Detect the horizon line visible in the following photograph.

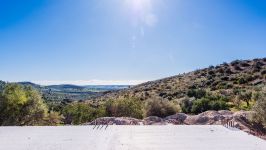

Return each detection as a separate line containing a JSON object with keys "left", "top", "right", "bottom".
{"left": 22, "top": 80, "right": 149, "bottom": 86}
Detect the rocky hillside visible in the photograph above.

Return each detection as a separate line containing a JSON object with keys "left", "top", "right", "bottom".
{"left": 96, "top": 58, "right": 266, "bottom": 102}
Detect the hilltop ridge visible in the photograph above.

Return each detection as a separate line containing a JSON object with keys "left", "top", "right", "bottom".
{"left": 97, "top": 58, "right": 266, "bottom": 102}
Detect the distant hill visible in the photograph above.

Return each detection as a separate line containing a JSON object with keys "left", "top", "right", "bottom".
{"left": 16, "top": 82, "right": 129, "bottom": 101}
{"left": 97, "top": 58, "right": 266, "bottom": 102}
{"left": 18, "top": 82, "right": 42, "bottom": 89}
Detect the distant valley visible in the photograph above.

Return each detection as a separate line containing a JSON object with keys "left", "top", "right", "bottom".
{"left": 17, "top": 82, "right": 129, "bottom": 101}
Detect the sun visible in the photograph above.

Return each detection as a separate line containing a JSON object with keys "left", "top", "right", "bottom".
{"left": 125, "top": 0, "right": 152, "bottom": 13}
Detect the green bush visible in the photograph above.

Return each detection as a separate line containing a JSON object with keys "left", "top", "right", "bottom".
{"left": 251, "top": 92, "right": 266, "bottom": 127}
{"left": 191, "top": 98, "right": 210, "bottom": 113}
{"left": 0, "top": 84, "right": 49, "bottom": 126}
{"left": 103, "top": 98, "right": 143, "bottom": 119}
{"left": 44, "top": 111, "right": 64, "bottom": 126}
{"left": 187, "top": 89, "right": 206, "bottom": 99}
{"left": 62, "top": 103, "right": 98, "bottom": 125}
{"left": 144, "top": 98, "right": 180, "bottom": 118}
{"left": 238, "top": 77, "right": 246, "bottom": 84}
{"left": 191, "top": 98, "right": 228, "bottom": 114}
{"left": 180, "top": 97, "right": 193, "bottom": 113}
{"left": 238, "top": 91, "right": 252, "bottom": 107}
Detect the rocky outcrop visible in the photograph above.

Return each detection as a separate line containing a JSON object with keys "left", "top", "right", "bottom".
{"left": 143, "top": 116, "right": 166, "bottom": 125}
{"left": 85, "top": 111, "right": 265, "bottom": 139}
{"left": 86, "top": 110, "right": 251, "bottom": 126}
{"left": 86, "top": 117, "right": 142, "bottom": 125}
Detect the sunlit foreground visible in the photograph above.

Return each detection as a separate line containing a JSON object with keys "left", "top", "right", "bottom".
{"left": 0, "top": 125, "right": 265, "bottom": 150}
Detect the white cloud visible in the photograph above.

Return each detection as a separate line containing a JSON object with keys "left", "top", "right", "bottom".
{"left": 31, "top": 80, "right": 147, "bottom": 86}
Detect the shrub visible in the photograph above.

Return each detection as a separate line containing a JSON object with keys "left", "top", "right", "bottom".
{"left": 187, "top": 89, "right": 206, "bottom": 99}
{"left": 44, "top": 111, "right": 64, "bottom": 126}
{"left": 234, "top": 65, "right": 242, "bottom": 71}
{"left": 217, "top": 68, "right": 224, "bottom": 74}
{"left": 231, "top": 60, "right": 240, "bottom": 66}
{"left": 180, "top": 97, "right": 194, "bottom": 113}
{"left": 251, "top": 92, "right": 266, "bottom": 127}
{"left": 103, "top": 98, "right": 143, "bottom": 119}
{"left": 238, "top": 77, "right": 246, "bottom": 84}
{"left": 159, "top": 92, "right": 167, "bottom": 97}
{"left": 191, "top": 98, "right": 210, "bottom": 114}
{"left": 0, "top": 84, "right": 49, "bottom": 126}
{"left": 209, "top": 100, "right": 228, "bottom": 111}
{"left": 144, "top": 97, "right": 180, "bottom": 118}
{"left": 225, "top": 68, "right": 232, "bottom": 74}
{"left": 238, "top": 91, "right": 252, "bottom": 107}
{"left": 261, "top": 69, "right": 266, "bottom": 75}
{"left": 222, "top": 62, "right": 229, "bottom": 66}
{"left": 208, "top": 65, "right": 215, "bottom": 69}
{"left": 240, "top": 62, "right": 250, "bottom": 67}
{"left": 208, "top": 70, "right": 215, "bottom": 75}
{"left": 191, "top": 98, "right": 228, "bottom": 114}
{"left": 62, "top": 102, "right": 97, "bottom": 125}
{"left": 216, "top": 82, "right": 232, "bottom": 89}
{"left": 221, "top": 76, "right": 229, "bottom": 81}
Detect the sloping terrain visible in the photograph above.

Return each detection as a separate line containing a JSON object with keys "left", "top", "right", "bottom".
{"left": 97, "top": 58, "right": 266, "bottom": 101}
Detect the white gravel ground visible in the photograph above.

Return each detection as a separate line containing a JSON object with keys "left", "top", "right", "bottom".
{"left": 0, "top": 125, "right": 265, "bottom": 150}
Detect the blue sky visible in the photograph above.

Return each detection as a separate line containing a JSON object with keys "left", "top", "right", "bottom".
{"left": 0, "top": 0, "right": 266, "bottom": 85}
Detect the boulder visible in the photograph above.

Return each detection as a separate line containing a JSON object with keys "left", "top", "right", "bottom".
{"left": 86, "top": 117, "right": 141, "bottom": 125}
{"left": 143, "top": 116, "right": 166, "bottom": 125}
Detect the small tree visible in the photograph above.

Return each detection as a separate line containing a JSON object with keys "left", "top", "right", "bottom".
{"left": 233, "top": 95, "right": 242, "bottom": 109}
{"left": 238, "top": 91, "right": 252, "bottom": 107}
{"left": 252, "top": 92, "right": 266, "bottom": 127}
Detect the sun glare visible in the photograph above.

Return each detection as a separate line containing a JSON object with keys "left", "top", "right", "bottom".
{"left": 125, "top": 0, "right": 152, "bottom": 13}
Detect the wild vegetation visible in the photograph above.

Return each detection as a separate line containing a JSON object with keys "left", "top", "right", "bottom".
{"left": 0, "top": 83, "right": 63, "bottom": 126}
{"left": 97, "top": 58, "right": 266, "bottom": 112}
{"left": 0, "top": 58, "right": 266, "bottom": 127}
{"left": 251, "top": 87, "right": 266, "bottom": 127}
